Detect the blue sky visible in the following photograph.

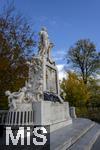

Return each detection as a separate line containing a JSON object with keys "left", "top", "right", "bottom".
{"left": 1, "top": 0, "right": 100, "bottom": 79}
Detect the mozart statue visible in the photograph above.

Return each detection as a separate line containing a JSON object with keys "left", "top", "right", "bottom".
{"left": 38, "top": 27, "right": 54, "bottom": 61}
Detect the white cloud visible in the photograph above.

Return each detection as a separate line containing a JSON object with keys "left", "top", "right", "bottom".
{"left": 57, "top": 64, "right": 66, "bottom": 80}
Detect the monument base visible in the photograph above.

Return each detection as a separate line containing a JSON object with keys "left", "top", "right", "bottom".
{"left": 5, "top": 101, "right": 72, "bottom": 132}
{"left": 5, "top": 103, "right": 34, "bottom": 125}
{"left": 32, "top": 101, "right": 72, "bottom": 132}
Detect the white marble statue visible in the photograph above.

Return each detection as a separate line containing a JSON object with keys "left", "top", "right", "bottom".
{"left": 5, "top": 28, "right": 59, "bottom": 110}
{"left": 38, "top": 27, "right": 54, "bottom": 62}
{"left": 35, "top": 77, "right": 43, "bottom": 101}
{"left": 38, "top": 27, "right": 49, "bottom": 56}
{"left": 5, "top": 87, "right": 27, "bottom": 110}
{"left": 5, "top": 91, "right": 17, "bottom": 110}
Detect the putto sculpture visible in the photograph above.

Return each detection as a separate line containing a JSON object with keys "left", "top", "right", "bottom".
{"left": 5, "top": 83, "right": 33, "bottom": 110}
{"left": 5, "top": 87, "right": 27, "bottom": 110}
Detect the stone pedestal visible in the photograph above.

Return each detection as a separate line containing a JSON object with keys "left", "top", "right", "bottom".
{"left": 70, "top": 107, "right": 77, "bottom": 119}
{"left": 32, "top": 101, "right": 72, "bottom": 132}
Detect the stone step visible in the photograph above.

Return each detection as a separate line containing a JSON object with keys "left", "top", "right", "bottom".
{"left": 69, "top": 123, "right": 100, "bottom": 150}
{"left": 50, "top": 118, "right": 97, "bottom": 150}
{"left": 91, "top": 136, "right": 100, "bottom": 150}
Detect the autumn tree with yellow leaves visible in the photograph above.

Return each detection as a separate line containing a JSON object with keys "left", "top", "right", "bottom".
{"left": 61, "top": 72, "right": 91, "bottom": 107}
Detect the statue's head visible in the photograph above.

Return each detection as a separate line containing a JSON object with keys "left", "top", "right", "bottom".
{"left": 41, "top": 27, "right": 47, "bottom": 31}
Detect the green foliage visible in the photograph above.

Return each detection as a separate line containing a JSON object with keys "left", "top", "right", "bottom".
{"left": 60, "top": 72, "right": 91, "bottom": 107}
{"left": 76, "top": 107, "right": 89, "bottom": 118}
{"left": 87, "top": 78, "right": 100, "bottom": 107}
{"left": 60, "top": 71, "right": 100, "bottom": 122}
{"left": 0, "top": 4, "right": 35, "bottom": 109}
{"left": 67, "top": 39, "right": 100, "bottom": 84}
{"left": 76, "top": 107, "right": 100, "bottom": 123}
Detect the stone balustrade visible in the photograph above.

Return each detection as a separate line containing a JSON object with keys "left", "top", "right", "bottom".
{"left": 0, "top": 110, "right": 34, "bottom": 125}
